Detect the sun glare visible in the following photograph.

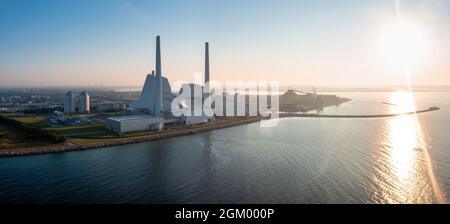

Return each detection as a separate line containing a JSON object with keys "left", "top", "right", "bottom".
{"left": 379, "top": 22, "right": 427, "bottom": 69}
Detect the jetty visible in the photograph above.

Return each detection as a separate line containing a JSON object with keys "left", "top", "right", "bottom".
{"left": 279, "top": 107, "right": 440, "bottom": 118}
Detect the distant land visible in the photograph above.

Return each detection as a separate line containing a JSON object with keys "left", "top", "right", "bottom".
{"left": 1, "top": 85, "right": 450, "bottom": 92}
{"left": 282, "top": 85, "right": 450, "bottom": 92}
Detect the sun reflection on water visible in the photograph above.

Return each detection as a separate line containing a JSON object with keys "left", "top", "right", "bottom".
{"left": 373, "top": 91, "right": 445, "bottom": 203}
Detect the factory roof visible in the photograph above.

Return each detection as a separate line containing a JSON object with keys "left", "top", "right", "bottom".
{"left": 107, "top": 115, "right": 164, "bottom": 122}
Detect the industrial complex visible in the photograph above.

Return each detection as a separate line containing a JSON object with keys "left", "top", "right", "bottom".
{"left": 54, "top": 35, "right": 351, "bottom": 134}
{"left": 105, "top": 36, "right": 214, "bottom": 133}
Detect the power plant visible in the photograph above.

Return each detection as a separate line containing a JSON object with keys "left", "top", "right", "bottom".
{"left": 130, "top": 35, "right": 173, "bottom": 116}
{"left": 106, "top": 36, "right": 214, "bottom": 133}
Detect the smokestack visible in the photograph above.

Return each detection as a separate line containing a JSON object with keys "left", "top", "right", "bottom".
{"left": 205, "top": 42, "right": 210, "bottom": 93}
{"left": 154, "top": 35, "right": 162, "bottom": 117}
{"left": 156, "top": 36, "right": 162, "bottom": 77}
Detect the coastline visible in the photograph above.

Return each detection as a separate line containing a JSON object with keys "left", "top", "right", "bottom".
{"left": 0, "top": 107, "right": 439, "bottom": 158}
{"left": 0, "top": 116, "right": 264, "bottom": 157}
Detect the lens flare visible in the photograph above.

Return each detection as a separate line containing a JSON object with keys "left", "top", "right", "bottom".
{"left": 378, "top": 22, "right": 427, "bottom": 69}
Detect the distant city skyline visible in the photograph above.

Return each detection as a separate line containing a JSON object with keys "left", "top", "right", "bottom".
{"left": 1, "top": 0, "right": 449, "bottom": 87}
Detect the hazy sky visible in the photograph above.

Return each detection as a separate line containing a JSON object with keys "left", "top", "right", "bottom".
{"left": 1, "top": 0, "right": 449, "bottom": 87}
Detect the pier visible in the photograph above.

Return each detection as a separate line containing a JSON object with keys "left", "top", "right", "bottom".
{"left": 279, "top": 107, "right": 440, "bottom": 118}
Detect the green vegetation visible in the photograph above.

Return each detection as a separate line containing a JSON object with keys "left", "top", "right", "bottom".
{"left": 0, "top": 114, "right": 65, "bottom": 144}
{"left": 0, "top": 135, "right": 11, "bottom": 149}
{"left": 11, "top": 116, "right": 48, "bottom": 128}
{"left": 123, "top": 131, "right": 161, "bottom": 138}
{"left": 66, "top": 128, "right": 158, "bottom": 139}
{"left": 45, "top": 124, "right": 105, "bottom": 135}
{"left": 45, "top": 124, "right": 123, "bottom": 139}
{"left": 68, "top": 138, "right": 108, "bottom": 145}
{"left": 1, "top": 114, "right": 262, "bottom": 150}
{"left": 59, "top": 125, "right": 172, "bottom": 140}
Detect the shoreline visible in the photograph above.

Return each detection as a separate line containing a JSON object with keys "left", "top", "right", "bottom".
{"left": 0, "top": 107, "right": 439, "bottom": 158}
{"left": 0, "top": 116, "right": 264, "bottom": 158}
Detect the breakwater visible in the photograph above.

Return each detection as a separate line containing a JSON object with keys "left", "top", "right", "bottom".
{"left": 279, "top": 107, "right": 440, "bottom": 118}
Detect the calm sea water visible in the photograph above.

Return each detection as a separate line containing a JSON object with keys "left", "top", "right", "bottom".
{"left": 1, "top": 92, "right": 449, "bottom": 204}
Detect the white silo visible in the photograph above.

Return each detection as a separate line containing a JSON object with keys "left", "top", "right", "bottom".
{"left": 64, "top": 91, "right": 76, "bottom": 114}
{"left": 79, "top": 90, "right": 90, "bottom": 113}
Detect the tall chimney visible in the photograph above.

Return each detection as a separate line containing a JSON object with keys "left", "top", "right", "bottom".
{"left": 154, "top": 35, "right": 162, "bottom": 117}
{"left": 156, "top": 36, "right": 162, "bottom": 77}
{"left": 205, "top": 42, "right": 210, "bottom": 93}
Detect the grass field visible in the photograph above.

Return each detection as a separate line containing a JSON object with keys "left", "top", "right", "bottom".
{"left": 45, "top": 124, "right": 107, "bottom": 135}
{"left": 11, "top": 116, "right": 49, "bottom": 128}
{"left": 66, "top": 128, "right": 163, "bottom": 139}
{"left": 68, "top": 138, "right": 109, "bottom": 145}
{"left": 9, "top": 115, "right": 119, "bottom": 139}
{"left": 4, "top": 115, "right": 261, "bottom": 148}
{"left": 0, "top": 124, "right": 52, "bottom": 149}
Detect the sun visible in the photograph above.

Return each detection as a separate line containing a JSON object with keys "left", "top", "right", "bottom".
{"left": 379, "top": 22, "right": 427, "bottom": 69}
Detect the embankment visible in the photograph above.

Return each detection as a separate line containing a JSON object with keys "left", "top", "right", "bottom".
{"left": 0, "top": 116, "right": 263, "bottom": 157}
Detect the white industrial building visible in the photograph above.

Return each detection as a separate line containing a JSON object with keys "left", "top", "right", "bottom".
{"left": 130, "top": 35, "right": 174, "bottom": 116}
{"left": 105, "top": 115, "right": 164, "bottom": 133}
{"left": 175, "top": 42, "right": 215, "bottom": 125}
{"left": 64, "top": 91, "right": 76, "bottom": 114}
{"left": 184, "top": 110, "right": 214, "bottom": 125}
{"left": 178, "top": 83, "right": 215, "bottom": 125}
{"left": 105, "top": 36, "right": 215, "bottom": 133}
{"left": 64, "top": 90, "right": 90, "bottom": 114}
{"left": 79, "top": 90, "right": 90, "bottom": 112}
{"left": 130, "top": 70, "right": 173, "bottom": 115}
